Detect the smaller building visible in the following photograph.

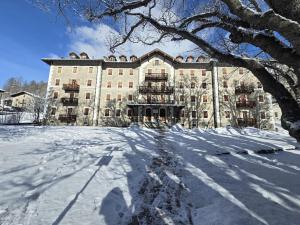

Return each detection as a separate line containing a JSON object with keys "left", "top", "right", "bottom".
{"left": 10, "top": 91, "right": 41, "bottom": 111}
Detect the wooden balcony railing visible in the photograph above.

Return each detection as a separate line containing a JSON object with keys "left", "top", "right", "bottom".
{"left": 145, "top": 73, "right": 168, "bottom": 81}
{"left": 61, "top": 98, "right": 78, "bottom": 106}
{"left": 138, "top": 86, "right": 174, "bottom": 94}
{"left": 236, "top": 100, "right": 256, "bottom": 108}
{"left": 58, "top": 114, "right": 77, "bottom": 122}
{"left": 235, "top": 85, "right": 255, "bottom": 94}
{"left": 63, "top": 84, "right": 80, "bottom": 92}
{"left": 237, "top": 118, "right": 257, "bottom": 127}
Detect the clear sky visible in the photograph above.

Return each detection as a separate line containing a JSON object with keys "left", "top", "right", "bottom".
{"left": 0, "top": 1, "right": 71, "bottom": 88}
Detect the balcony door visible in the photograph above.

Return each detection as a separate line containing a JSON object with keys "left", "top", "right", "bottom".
{"left": 160, "top": 108, "right": 166, "bottom": 122}
{"left": 145, "top": 108, "right": 152, "bottom": 121}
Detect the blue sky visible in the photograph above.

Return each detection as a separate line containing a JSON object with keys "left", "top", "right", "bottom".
{"left": 0, "top": 0, "right": 70, "bottom": 88}
{"left": 0, "top": 0, "right": 206, "bottom": 88}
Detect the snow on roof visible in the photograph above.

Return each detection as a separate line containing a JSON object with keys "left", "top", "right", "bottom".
{"left": 10, "top": 91, "right": 41, "bottom": 98}
{"left": 0, "top": 89, "right": 5, "bottom": 93}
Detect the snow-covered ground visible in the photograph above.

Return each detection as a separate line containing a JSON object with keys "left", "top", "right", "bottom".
{"left": 0, "top": 125, "right": 300, "bottom": 225}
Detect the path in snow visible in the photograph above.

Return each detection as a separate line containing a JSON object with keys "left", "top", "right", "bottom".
{"left": 0, "top": 125, "right": 300, "bottom": 225}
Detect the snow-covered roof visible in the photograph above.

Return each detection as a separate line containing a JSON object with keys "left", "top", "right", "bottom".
{"left": 0, "top": 89, "right": 5, "bottom": 93}
{"left": 10, "top": 91, "right": 41, "bottom": 98}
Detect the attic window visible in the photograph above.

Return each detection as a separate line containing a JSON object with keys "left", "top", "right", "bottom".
{"left": 155, "top": 60, "right": 159, "bottom": 66}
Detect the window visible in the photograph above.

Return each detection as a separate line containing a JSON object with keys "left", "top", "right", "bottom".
{"left": 130, "top": 69, "right": 133, "bottom": 75}
{"left": 88, "top": 67, "right": 93, "bottom": 73}
{"left": 259, "top": 95, "right": 264, "bottom": 102}
{"left": 260, "top": 111, "right": 266, "bottom": 119}
{"left": 202, "top": 82, "right": 207, "bottom": 89}
{"left": 86, "top": 93, "right": 91, "bottom": 100}
{"left": 106, "top": 94, "right": 111, "bottom": 101}
{"left": 116, "top": 109, "right": 121, "bottom": 117}
{"left": 179, "top": 82, "right": 184, "bottom": 89}
{"left": 53, "top": 92, "right": 58, "bottom": 99}
{"left": 191, "top": 95, "right": 196, "bottom": 103}
{"left": 84, "top": 108, "right": 89, "bottom": 116}
{"left": 275, "top": 112, "right": 278, "bottom": 118}
{"left": 51, "top": 107, "right": 56, "bottom": 115}
{"left": 222, "top": 68, "right": 227, "bottom": 75}
{"left": 107, "top": 82, "right": 112, "bottom": 88}
{"left": 119, "top": 69, "right": 123, "bottom": 75}
{"left": 108, "top": 69, "right": 112, "bottom": 75}
{"left": 191, "top": 82, "right": 196, "bottom": 89}
{"left": 129, "top": 82, "right": 133, "bottom": 88}
{"left": 128, "top": 95, "right": 133, "bottom": 101}
{"left": 155, "top": 60, "right": 159, "bottom": 65}
{"left": 148, "top": 69, "right": 152, "bottom": 74}
{"left": 223, "top": 81, "right": 228, "bottom": 88}
{"left": 117, "top": 94, "right": 122, "bottom": 101}
{"left": 87, "top": 80, "right": 92, "bottom": 86}
{"left": 257, "top": 82, "right": 262, "bottom": 89}
{"left": 192, "top": 111, "right": 196, "bottom": 118}
{"left": 224, "top": 95, "right": 229, "bottom": 101}
{"left": 118, "top": 82, "right": 122, "bottom": 88}
{"left": 203, "top": 111, "right": 208, "bottom": 118}
{"left": 104, "top": 109, "right": 110, "bottom": 117}
{"left": 179, "top": 70, "right": 183, "bottom": 76}
{"left": 73, "top": 67, "right": 77, "bottom": 73}
{"left": 180, "top": 95, "right": 184, "bottom": 102}
{"left": 57, "top": 67, "right": 62, "bottom": 73}
{"left": 202, "top": 69, "right": 206, "bottom": 76}
{"left": 161, "top": 69, "right": 165, "bottom": 74}
{"left": 202, "top": 95, "right": 208, "bottom": 103}
{"left": 128, "top": 109, "right": 133, "bottom": 117}
{"left": 190, "top": 70, "right": 195, "bottom": 77}
{"left": 239, "top": 68, "right": 243, "bottom": 75}
{"left": 55, "top": 79, "right": 60, "bottom": 86}
{"left": 225, "top": 111, "right": 230, "bottom": 118}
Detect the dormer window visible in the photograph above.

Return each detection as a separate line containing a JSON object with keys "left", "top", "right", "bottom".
{"left": 108, "top": 55, "right": 116, "bottom": 61}
{"left": 69, "top": 52, "right": 79, "bottom": 59}
{"left": 80, "top": 52, "right": 89, "bottom": 59}
{"left": 119, "top": 55, "right": 127, "bottom": 62}
{"left": 130, "top": 55, "right": 137, "bottom": 62}
{"left": 186, "top": 56, "right": 194, "bottom": 63}
{"left": 176, "top": 56, "right": 183, "bottom": 62}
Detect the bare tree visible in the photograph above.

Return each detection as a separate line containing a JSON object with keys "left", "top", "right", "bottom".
{"left": 42, "top": 0, "right": 300, "bottom": 141}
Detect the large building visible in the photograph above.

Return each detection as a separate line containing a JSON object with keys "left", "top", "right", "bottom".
{"left": 42, "top": 49, "right": 278, "bottom": 129}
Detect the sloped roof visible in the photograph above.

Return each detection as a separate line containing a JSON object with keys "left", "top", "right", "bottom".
{"left": 137, "top": 48, "right": 180, "bottom": 63}
{"left": 10, "top": 91, "right": 39, "bottom": 98}
{"left": 0, "top": 89, "right": 5, "bottom": 93}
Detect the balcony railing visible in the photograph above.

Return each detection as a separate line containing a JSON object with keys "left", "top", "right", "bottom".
{"left": 235, "top": 85, "right": 255, "bottom": 94}
{"left": 138, "top": 86, "right": 174, "bottom": 94}
{"left": 237, "top": 118, "right": 257, "bottom": 127}
{"left": 236, "top": 100, "right": 256, "bottom": 108}
{"left": 138, "top": 99, "right": 175, "bottom": 104}
{"left": 145, "top": 73, "right": 168, "bottom": 81}
{"left": 63, "top": 84, "right": 80, "bottom": 92}
{"left": 61, "top": 98, "right": 78, "bottom": 106}
{"left": 58, "top": 114, "right": 77, "bottom": 123}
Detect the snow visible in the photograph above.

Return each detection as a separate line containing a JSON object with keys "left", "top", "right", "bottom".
{"left": 0, "top": 125, "right": 300, "bottom": 225}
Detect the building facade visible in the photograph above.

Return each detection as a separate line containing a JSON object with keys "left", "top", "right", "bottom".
{"left": 43, "top": 49, "right": 278, "bottom": 129}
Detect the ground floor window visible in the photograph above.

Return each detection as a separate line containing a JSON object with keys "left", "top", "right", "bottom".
{"left": 51, "top": 107, "right": 56, "bottom": 115}
{"left": 260, "top": 111, "right": 266, "bottom": 119}
{"left": 203, "top": 111, "right": 208, "bottom": 118}
{"left": 105, "top": 109, "right": 110, "bottom": 117}
{"left": 225, "top": 111, "right": 230, "bottom": 118}
{"left": 116, "top": 109, "right": 121, "bottom": 117}
{"left": 84, "top": 108, "right": 89, "bottom": 116}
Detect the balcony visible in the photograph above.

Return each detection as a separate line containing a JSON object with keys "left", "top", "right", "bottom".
{"left": 58, "top": 114, "right": 77, "bottom": 123}
{"left": 139, "top": 86, "right": 174, "bottom": 94}
{"left": 235, "top": 85, "right": 255, "bottom": 94}
{"left": 138, "top": 99, "right": 175, "bottom": 105}
{"left": 63, "top": 84, "right": 80, "bottom": 92}
{"left": 61, "top": 98, "right": 78, "bottom": 106}
{"left": 145, "top": 73, "right": 168, "bottom": 81}
{"left": 237, "top": 118, "right": 257, "bottom": 127}
{"left": 236, "top": 100, "right": 256, "bottom": 108}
